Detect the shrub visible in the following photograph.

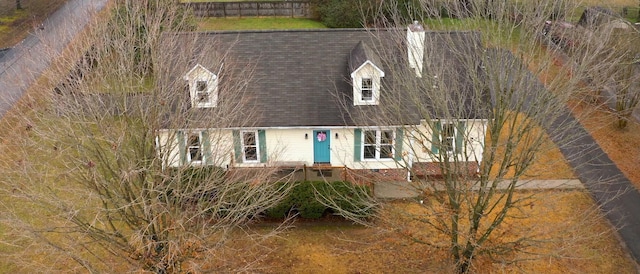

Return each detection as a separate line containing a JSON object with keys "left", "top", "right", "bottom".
{"left": 265, "top": 181, "right": 373, "bottom": 219}
{"left": 313, "top": 0, "right": 364, "bottom": 28}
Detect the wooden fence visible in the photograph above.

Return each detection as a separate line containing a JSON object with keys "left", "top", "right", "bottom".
{"left": 184, "top": 1, "right": 312, "bottom": 18}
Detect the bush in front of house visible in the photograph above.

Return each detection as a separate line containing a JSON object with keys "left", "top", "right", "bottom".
{"left": 265, "top": 181, "right": 373, "bottom": 219}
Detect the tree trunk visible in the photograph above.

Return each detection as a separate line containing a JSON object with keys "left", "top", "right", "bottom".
{"left": 617, "top": 115, "right": 629, "bottom": 129}
{"left": 456, "top": 257, "right": 472, "bottom": 274}
{"left": 16, "top": 0, "right": 22, "bottom": 10}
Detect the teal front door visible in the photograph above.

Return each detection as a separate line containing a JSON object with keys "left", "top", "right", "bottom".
{"left": 313, "top": 130, "right": 330, "bottom": 164}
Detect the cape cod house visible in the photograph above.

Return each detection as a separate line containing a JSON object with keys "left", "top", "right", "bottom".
{"left": 156, "top": 23, "right": 490, "bottom": 183}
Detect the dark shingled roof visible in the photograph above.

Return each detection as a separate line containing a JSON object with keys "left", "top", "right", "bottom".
{"left": 349, "top": 41, "right": 382, "bottom": 73}
{"left": 167, "top": 28, "right": 488, "bottom": 128}
{"left": 577, "top": 6, "right": 621, "bottom": 28}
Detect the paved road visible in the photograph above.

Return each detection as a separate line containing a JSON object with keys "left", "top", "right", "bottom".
{"left": 549, "top": 110, "right": 640, "bottom": 264}
{"left": 533, "top": 40, "right": 640, "bottom": 264}
{"left": 0, "top": 0, "right": 108, "bottom": 118}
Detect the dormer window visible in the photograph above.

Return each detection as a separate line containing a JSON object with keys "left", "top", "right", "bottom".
{"left": 184, "top": 64, "right": 219, "bottom": 108}
{"left": 361, "top": 78, "right": 373, "bottom": 101}
{"left": 196, "top": 80, "right": 207, "bottom": 92}
{"left": 349, "top": 41, "right": 385, "bottom": 106}
{"left": 196, "top": 81, "right": 210, "bottom": 103}
{"left": 352, "top": 68, "right": 383, "bottom": 106}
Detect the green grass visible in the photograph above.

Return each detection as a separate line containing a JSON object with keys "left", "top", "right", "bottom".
{"left": 182, "top": 0, "right": 280, "bottom": 2}
{"left": 424, "top": 18, "right": 523, "bottom": 49}
{"left": 0, "top": 0, "right": 68, "bottom": 48}
{"left": 570, "top": 5, "right": 640, "bottom": 23}
{"left": 198, "top": 17, "right": 326, "bottom": 31}
{"left": 0, "top": 9, "right": 26, "bottom": 28}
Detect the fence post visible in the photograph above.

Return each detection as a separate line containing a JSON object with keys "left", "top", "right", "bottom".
{"left": 181, "top": 1, "right": 311, "bottom": 18}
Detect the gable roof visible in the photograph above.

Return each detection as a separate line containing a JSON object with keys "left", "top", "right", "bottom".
{"left": 183, "top": 63, "right": 216, "bottom": 80}
{"left": 577, "top": 6, "right": 621, "bottom": 28}
{"left": 349, "top": 41, "right": 385, "bottom": 77}
{"left": 165, "top": 28, "right": 489, "bottom": 128}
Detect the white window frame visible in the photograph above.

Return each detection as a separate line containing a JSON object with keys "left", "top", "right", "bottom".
{"left": 351, "top": 61, "right": 384, "bottom": 106}
{"left": 361, "top": 78, "right": 373, "bottom": 101}
{"left": 441, "top": 123, "right": 456, "bottom": 154}
{"left": 186, "top": 132, "right": 204, "bottom": 164}
{"left": 193, "top": 76, "right": 216, "bottom": 108}
{"left": 362, "top": 129, "right": 395, "bottom": 161}
{"left": 195, "top": 80, "right": 210, "bottom": 104}
{"left": 184, "top": 64, "right": 220, "bottom": 108}
{"left": 241, "top": 130, "right": 260, "bottom": 163}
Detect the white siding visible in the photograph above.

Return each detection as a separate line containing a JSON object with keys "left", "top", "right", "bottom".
{"left": 157, "top": 130, "right": 180, "bottom": 167}
{"left": 409, "top": 120, "right": 486, "bottom": 163}
{"left": 157, "top": 129, "right": 233, "bottom": 168}
{"left": 263, "top": 128, "right": 402, "bottom": 170}
{"left": 263, "top": 129, "right": 313, "bottom": 164}
{"left": 158, "top": 120, "right": 486, "bottom": 169}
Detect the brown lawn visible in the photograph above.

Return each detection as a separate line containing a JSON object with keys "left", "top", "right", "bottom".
{"left": 206, "top": 191, "right": 634, "bottom": 273}
{"left": 570, "top": 100, "right": 640, "bottom": 189}
{"left": 0, "top": 2, "right": 636, "bottom": 272}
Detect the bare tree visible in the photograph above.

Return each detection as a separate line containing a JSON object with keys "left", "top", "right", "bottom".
{"left": 549, "top": 6, "right": 640, "bottom": 129}
{"left": 613, "top": 59, "right": 640, "bottom": 129}
{"left": 0, "top": 0, "right": 291, "bottom": 272}
{"left": 589, "top": 24, "right": 640, "bottom": 129}
{"left": 319, "top": 0, "right": 620, "bottom": 272}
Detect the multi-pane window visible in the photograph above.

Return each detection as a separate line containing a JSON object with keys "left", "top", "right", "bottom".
{"left": 363, "top": 130, "right": 376, "bottom": 159}
{"left": 442, "top": 123, "right": 455, "bottom": 153}
{"left": 380, "top": 130, "right": 394, "bottom": 158}
{"left": 187, "top": 133, "right": 203, "bottom": 163}
{"left": 196, "top": 80, "right": 209, "bottom": 103}
{"left": 361, "top": 78, "right": 373, "bottom": 101}
{"left": 363, "top": 130, "right": 394, "bottom": 160}
{"left": 242, "top": 131, "right": 259, "bottom": 162}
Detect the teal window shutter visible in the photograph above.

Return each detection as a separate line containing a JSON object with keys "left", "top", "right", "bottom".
{"left": 177, "top": 130, "right": 186, "bottom": 165}
{"left": 456, "top": 121, "right": 466, "bottom": 154}
{"left": 201, "top": 130, "right": 213, "bottom": 165}
{"left": 258, "top": 130, "right": 267, "bottom": 163}
{"left": 232, "top": 130, "right": 242, "bottom": 163}
{"left": 354, "top": 129, "right": 362, "bottom": 162}
{"left": 431, "top": 121, "right": 441, "bottom": 154}
{"left": 395, "top": 128, "right": 404, "bottom": 161}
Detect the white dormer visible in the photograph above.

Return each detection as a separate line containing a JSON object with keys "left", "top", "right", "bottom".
{"left": 184, "top": 64, "right": 218, "bottom": 108}
{"left": 351, "top": 61, "right": 385, "bottom": 106}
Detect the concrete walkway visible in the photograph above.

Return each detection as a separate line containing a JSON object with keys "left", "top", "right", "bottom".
{"left": 0, "top": 0, "right": 108, "bottom": 118}
{"left": 374, "top": 179, "right": 583, "bottom": 199}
